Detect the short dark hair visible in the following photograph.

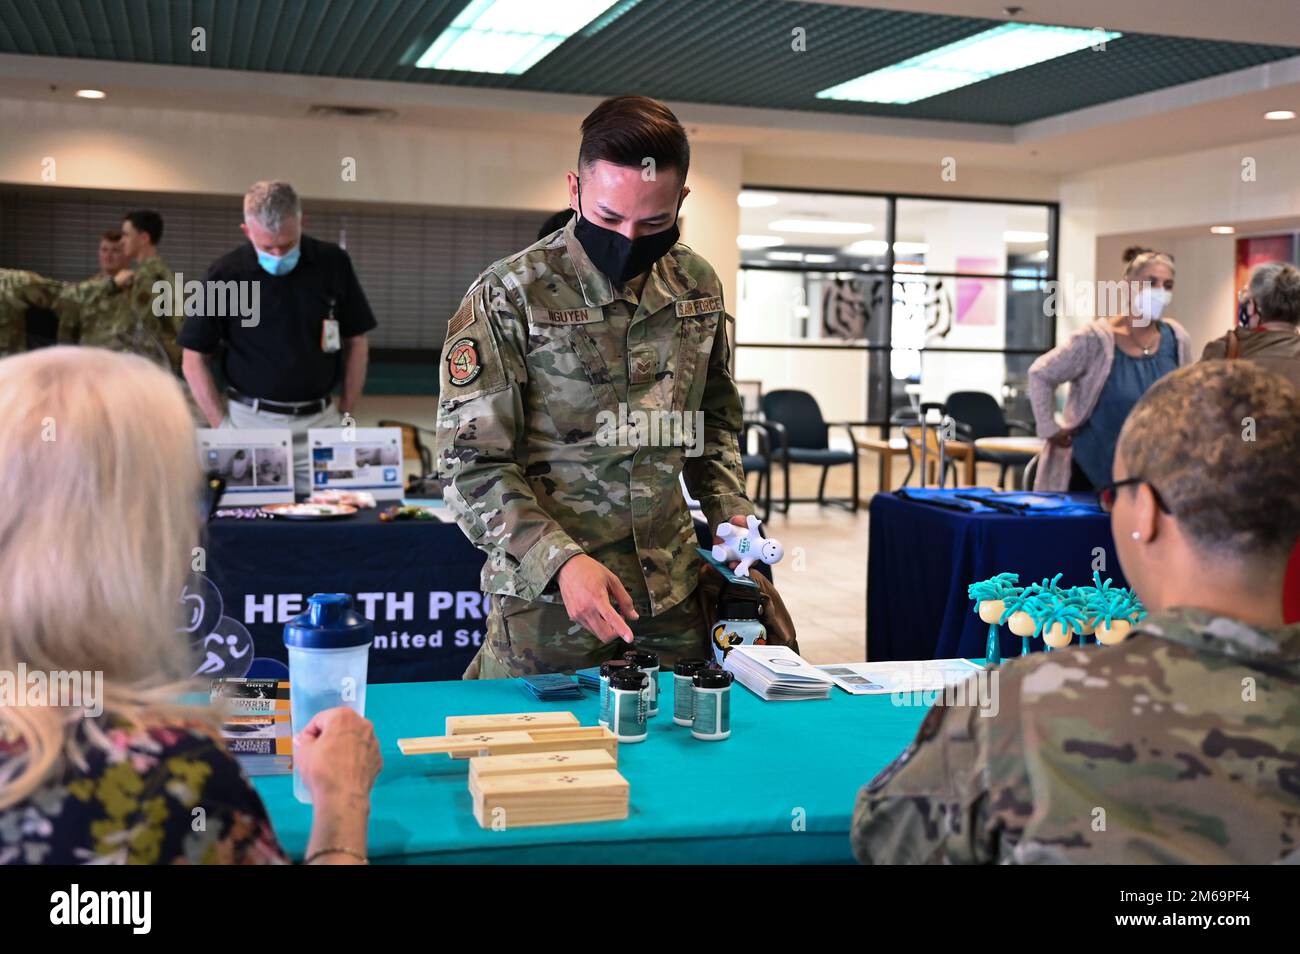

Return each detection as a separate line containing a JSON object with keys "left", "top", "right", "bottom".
{"left": 578, "top": 95, "right": 690, "bottom": 183}
{"left": 123, "top": 210, "right": 163, "bottom": 245}
{"left": 537, "top": 209, "right": 573, "bottom": 240}
{"left": 100, "top": 229, "right": 123, "bottom": 242}
{"left": 1118, "top": 361, "right": 1300, "bottom": 560}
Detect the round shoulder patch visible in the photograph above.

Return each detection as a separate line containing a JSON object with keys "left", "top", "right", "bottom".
{"left": 446, "top": 337, "right": 482, "bottom": 387}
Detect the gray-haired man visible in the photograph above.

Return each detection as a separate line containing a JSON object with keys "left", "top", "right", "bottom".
{"left": 180, "top": 181, "right": 376, "bottom": 495}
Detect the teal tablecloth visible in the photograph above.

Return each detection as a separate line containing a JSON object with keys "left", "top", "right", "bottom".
{"left": 253, "top": 674, "right": 932, "bottom": 864}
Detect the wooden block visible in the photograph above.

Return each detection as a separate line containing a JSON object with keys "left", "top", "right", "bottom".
{"left": 468, "top": 749, "right": 617, "bottom": 790}
{"left": 398, "top": 726, "right": 618, "bottom": 759}
{"left": 472, "top": 769, "right": 630, "bottom": 829}
{"left": 445, "top": 711, "right": 580, "bottom": 736}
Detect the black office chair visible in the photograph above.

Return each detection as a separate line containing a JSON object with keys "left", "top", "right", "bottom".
{"left": 944, "top": 391, "right": 1035, "bottom": 489}
{"left": 761, "top": 389, "right": 860, "bottom": 512}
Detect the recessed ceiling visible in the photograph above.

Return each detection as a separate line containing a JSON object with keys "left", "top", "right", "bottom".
{"left": 1, "top": 0, "right": 1296, "bottom": 125}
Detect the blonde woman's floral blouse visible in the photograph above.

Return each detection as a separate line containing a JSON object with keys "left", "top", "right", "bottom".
{"left": 0, "top": 716, "right": 289, "bottom": 864}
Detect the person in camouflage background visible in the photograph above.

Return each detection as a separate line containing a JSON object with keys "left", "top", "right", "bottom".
{"left": 852, "top": 360, "right": 1300, "bottom": 864}
{"left": 0, "top": 268, "right": 122, "bottom": 356}
{"left": 437, "top": 96, "right": 752, "bottom": 678}
{"left": 0, "top": 269, "right": 62, "bottom": 356}
{"left": 59, "top": 210, "right": 181, "bottom": 374}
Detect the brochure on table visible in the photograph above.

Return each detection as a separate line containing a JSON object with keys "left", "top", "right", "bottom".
{"left": 197, "top": 428, "right": 294, "bottom": 506}
{"left": 816, "top": 659, "right": 984, "bottom": 695}
{"left": 724, "top": 645, "right": 834, "bottom": 700}
{"left": 308, "top": 427, "right": 404, "bottom": 500}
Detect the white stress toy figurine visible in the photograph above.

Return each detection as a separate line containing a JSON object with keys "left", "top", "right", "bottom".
{"left": 712, "top": 515, "right": 784, "bottom": 578}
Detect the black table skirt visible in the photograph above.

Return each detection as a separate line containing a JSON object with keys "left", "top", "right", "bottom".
{"left": 199, "top": 508, "right": 486, "bottom": 683}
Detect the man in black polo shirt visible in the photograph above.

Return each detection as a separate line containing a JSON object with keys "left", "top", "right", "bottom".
{"left": 180, "top": 180, "right": 376, "bottom": 495}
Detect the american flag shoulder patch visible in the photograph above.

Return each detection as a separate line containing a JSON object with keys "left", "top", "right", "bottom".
{"left": 447, "top": 299, "right": 474, "bottom": 338}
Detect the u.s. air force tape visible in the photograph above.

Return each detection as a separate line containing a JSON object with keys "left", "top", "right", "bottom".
{"left": 446, "top": 337, "right": 482, "bottom": 387}
{"left": 676, "top": 296, "right": 723, "bottom": 317}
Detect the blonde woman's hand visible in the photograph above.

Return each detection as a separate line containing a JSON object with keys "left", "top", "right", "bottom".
{"left": 296, "top": 707, "right": 381, "bottom": 806}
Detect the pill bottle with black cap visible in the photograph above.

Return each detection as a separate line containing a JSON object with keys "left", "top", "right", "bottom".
{"left": 598, "top": 659, "right": 634, "bottom": 728}
{"left": 672, "top": 658, "right": 709, "bottom": 726}
{"left": 623, "top": 648, "right": 660, "bottom": 716}
{"left": 609, "top": 668, "right": 649, "bottom": 743}
{"left": 692, "top": 668, "right": 733, "bottom": 741}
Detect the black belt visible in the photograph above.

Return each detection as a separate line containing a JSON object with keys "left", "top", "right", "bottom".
{"left": 226, "top": 388, "right": 330, "bottom": 417}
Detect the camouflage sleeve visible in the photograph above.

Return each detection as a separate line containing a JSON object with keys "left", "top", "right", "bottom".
{"left": 135, "top": 261, "right": 182, "bottom": 374}
{"left": 54, "top": 277, "right": 114, "bottom": 343}
{"left": 850, "top": 698, "right": 1012, "bottom": 864}
{"left": 682, "top": 311, "right": 751, "bottom": 530}
{"left": 435, "top": 275, "right": 585, "bottom": 600}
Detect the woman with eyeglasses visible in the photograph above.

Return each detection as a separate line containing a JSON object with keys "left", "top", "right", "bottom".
{"left": 1028, "top": 247, "right": 1190, "bottom": 492}
{"left": 1201, "top": 261, "right": 1300, "bottom": 391}
{"left": 852, "top": 361, "right": 1300, "bottom": 864}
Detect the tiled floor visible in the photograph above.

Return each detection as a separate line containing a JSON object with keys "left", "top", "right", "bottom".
{"left": 354, "top": 395, "right": 1004, "bottom": 666}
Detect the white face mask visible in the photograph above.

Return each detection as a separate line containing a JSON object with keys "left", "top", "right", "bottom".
{"left": 1133, "top": 286, "right": 1171, "bottom": 323}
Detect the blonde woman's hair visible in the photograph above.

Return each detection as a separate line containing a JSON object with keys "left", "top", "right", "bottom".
{"left": 0, "top": 347, "right": 213, "bottom": 810}
{"left": 1122, "top": 245, "right": 1175, "bottom": 281}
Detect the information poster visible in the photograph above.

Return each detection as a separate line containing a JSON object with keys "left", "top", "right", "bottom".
{"left": 308, "top": 427, "right": 404, "bottom": 500}
{"left": 197, "top": 428, "right": 294, "bottom": 506}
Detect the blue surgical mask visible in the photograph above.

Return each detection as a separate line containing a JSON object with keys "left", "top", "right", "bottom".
{"left": 257, "top": 244, "right": 300, "bottom": 276}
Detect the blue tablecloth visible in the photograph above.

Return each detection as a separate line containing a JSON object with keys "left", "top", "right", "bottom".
{"left": 866, "top": 491, "right": 1128, "bottom": 661}
{"left": 203, "top": 508, "right": 487, "bottom": 683}
{"left": 253, "top": 673, "right": 931, "bottom": 864}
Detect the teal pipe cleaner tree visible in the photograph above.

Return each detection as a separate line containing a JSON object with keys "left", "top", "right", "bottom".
{"left": 968, "top": 570, "right": 1147, "bottom": 658}
{"left": 967, "top": 572, "right": 1021, "bottom": 666}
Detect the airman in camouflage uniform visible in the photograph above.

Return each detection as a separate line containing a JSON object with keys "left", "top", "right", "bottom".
{"left": 853, "top": 360, "right": 1300, "bottom": 864}
{"left": 58, "top": 254, "right": 181, "bottom": 373}
{"left": 0, "top": 269, "right": 115, "bottom": 356}
{"left": 0, "top": 269, "right": 62, "bottom": 355}
{"left": 437, "top": 216, "right": 750, "bottom": 677}
{"left": 851, "top": 609, "right": 1300, "bottom": 863}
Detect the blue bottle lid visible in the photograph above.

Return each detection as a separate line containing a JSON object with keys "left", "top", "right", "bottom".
{"left": 283, "top": 593, "right": 373, "bottom": 649}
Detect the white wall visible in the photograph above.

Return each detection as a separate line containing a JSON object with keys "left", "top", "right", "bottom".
{"left": 0, "top": 95, "right": 742, "bottom": 306}
{"left": 1058, "top": 128, "right": 1300, "bottom": 347}
{"left": 742, "top": 154, "right": 1059, "bottom": 202}
{"left": 14, "top": 89, "right": 1298, "bottom": 400}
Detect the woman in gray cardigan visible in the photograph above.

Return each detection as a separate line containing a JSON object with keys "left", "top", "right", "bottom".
{"left": 1028, "top": 248, "right": 1191, "bottom": 492}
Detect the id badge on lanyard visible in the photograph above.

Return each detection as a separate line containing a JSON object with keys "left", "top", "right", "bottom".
{"left": 321, "top": 297, "right": 341, "bottom": 353}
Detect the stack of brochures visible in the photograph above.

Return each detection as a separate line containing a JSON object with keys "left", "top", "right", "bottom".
{"left": 723, "top": 645, "right": 833, "bottom": 700}
{"left": 212, "top": 678, "right": 293, "bottom": 776}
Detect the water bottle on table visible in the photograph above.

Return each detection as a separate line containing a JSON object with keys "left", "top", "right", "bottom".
{"left": 283, "top": 593, "right": 373, "bottom": 804}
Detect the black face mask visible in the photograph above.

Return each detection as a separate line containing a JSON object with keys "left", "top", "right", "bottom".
{"left": 573, "top": 177, "right": 681, "bottom": 284}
